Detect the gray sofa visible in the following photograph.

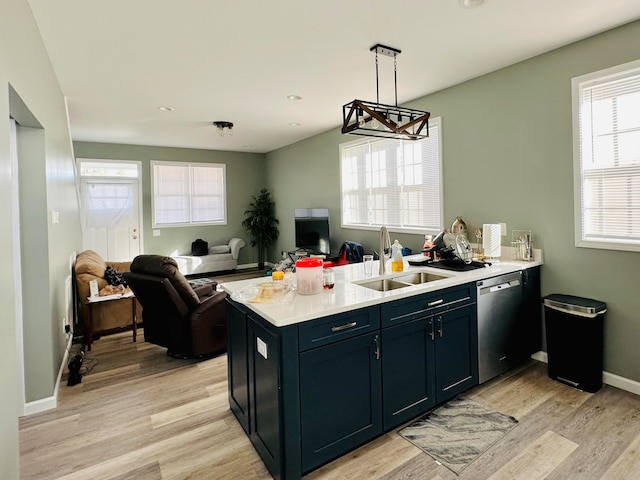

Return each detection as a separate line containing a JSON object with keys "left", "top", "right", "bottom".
{"left": 173, "top": 237, "right": 245, "bottom": 276}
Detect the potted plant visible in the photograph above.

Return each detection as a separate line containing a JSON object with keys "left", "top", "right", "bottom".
{"left": 242, "top": 188, "right": 279, "bottom": 270}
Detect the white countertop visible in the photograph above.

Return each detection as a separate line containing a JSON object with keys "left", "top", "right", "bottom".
{"left": 221, "top": 249, "right": 543, "bottom": 328}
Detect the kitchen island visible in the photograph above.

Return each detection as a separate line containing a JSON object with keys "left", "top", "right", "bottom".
{"left": 221, "top": 252, "right": 543, "bottom": 480}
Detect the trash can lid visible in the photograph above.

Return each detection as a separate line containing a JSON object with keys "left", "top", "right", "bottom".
{"left": 543, "top": 294, "right": 606, "bottom": 315}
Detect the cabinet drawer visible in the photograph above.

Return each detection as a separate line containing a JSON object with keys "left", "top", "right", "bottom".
{"left": 298, "top": 306, "right": 380, "bottom": 351}
{"left": 381, "top": 283, "right": 476, "bottom": 328}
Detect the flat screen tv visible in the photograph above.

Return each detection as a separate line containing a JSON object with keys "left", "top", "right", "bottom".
{"left": 295, "top": 213, "right": 330, "bottom": 255}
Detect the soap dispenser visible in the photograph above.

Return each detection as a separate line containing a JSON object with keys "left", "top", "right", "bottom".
{"left": 391, "top": 239, "right": 404, "bottom": 272}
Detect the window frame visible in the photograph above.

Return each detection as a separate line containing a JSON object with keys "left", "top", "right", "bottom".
{"left": 339, "top": 116, "right": 443, "bottom": 234}
{"left": 151, "top": 160, "right": 227, "bottom": 228}
{"left": 572, "top": 59, "right": 640, "bottom": 252}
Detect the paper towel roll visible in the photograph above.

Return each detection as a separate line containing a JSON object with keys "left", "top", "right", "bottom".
{"left": 482, "top": 224, "right": 501, "bottom": 259}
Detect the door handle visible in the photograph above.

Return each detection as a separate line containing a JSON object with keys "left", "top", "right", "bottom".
{"left": 373, "top": 334, "right": 380, "bottom": 360}
{"left": 428, "top": 318, "right": 435, "bottom": 341}
{"left": 437, "top": 316, "right": 443, "bottom": 337}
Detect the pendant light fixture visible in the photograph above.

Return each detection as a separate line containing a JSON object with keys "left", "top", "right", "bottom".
{"left": 342, "top": 44, "right": 430, "bottom": 141}
{"left": 213, "top": 121, "right": 233, "bottom": 137}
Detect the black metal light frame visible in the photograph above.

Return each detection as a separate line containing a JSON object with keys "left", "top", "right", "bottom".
{"left": 341, "top": 44, "right": 430, "bottom": 141}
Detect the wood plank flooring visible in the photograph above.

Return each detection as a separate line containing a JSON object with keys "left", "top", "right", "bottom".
{"left": 19, "top": 331, "right": 640, "bottom": 480}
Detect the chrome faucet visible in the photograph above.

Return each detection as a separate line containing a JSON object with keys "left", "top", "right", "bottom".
{"left": 379, "top": 226, "right": 391, "bottom": 275}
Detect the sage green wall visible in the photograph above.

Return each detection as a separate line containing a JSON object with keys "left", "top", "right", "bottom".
{"left": 267, "top": 20, "right": 640, "bottom": 383}
{"left": 1, "top": 0, "right": 83, "bottom": 476}
{"left": 73, "top": 142, "right": 267, "bottom": 264}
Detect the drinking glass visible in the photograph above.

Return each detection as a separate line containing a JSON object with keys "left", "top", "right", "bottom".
{"left": 363, "top": 254, "right": 374, "bottom": 277}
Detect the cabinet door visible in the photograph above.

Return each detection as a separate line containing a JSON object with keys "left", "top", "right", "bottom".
{"left": 248, "top": 317, "right": 282, "bottom": 478}
{"left": 381, "top": 317, "right": 436, "bottom": 430}
{"left": 227, "top": 300, "right": 250, "bottom": 434}
{"left": 299, "top": 332, "right": 382, "bottom": 473}
{"left": 518, "top": 266, "right": 542, "bottom": 362}
{"left": 434, "top": 304, "right": 478, "bottom": 403}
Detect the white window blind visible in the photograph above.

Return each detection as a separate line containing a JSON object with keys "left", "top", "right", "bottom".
{"left": 340, "top": 117, "right": 442, "bottom": 232}
{"left": 152, "top": 161, "right": 226, "bottom": 227}
{"left": 573, "top": 60, "right": 640, "bottom": 251}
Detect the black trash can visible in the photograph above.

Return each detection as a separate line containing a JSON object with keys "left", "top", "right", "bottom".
{"left": 543, "top": 294, "right": 607, "bottom": 393}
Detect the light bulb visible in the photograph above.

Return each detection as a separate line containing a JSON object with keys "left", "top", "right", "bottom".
{"left": 358, "top": 115, "right": 365, "bottom": 127}
{"left": 371, "top": 118, "right": 379, "bottom": 129}
{"left": 217, "top": 127, "right": 224, "bottom": 137}
{"left": 228, "top": 126, "right": 233, "bottom": 136}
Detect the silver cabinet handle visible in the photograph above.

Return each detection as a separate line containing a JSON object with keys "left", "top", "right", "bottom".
{"left": 374, "top": 334, "right": 380, "bottom": 360}
{"left": 428, "top": 299, "right": 444, "bottom": 307}
{"left": 331, "top": 321, "right": 357, "bottom": 332}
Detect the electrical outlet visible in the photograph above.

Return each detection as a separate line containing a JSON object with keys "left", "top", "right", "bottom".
{"left": 153, "top": 229, "right": 161, "bottom": 237}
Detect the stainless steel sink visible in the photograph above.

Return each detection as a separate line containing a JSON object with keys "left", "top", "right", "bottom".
{"left": 356, "top": 278, "right": 411, "bottom": 292}
{"left": 355, "top": 270, "right": 449, "bottom": 292}
{"left": 393, "top": 272, "right": 448, "bottom": 284}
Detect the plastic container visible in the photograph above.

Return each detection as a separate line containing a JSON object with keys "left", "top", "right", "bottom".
{"left": 295, "top": 257, "right": 324, "bottom": 295}
{"left": 323, "top": 267, "right": 335, "bottom": 290}
{"left": 391, "top": 240, "right": 404, "bottom": 272}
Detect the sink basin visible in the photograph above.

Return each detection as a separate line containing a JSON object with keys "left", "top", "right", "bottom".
{"left": 393, "top": 272, "right": 448, "bottom": 285}
{"left": 355, "top": 270, "right": 449, "bottom": 292}
{"left": 356, "top": 278, "right": 411, "bottom": 292}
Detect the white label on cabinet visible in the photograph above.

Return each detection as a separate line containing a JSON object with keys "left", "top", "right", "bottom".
{"left": 257, "top": 337, "right": 268, "bottom": 359}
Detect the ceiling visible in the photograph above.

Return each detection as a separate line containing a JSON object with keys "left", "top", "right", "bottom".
{"left": 27, "top": 0, "right": 640, "bottom": 154}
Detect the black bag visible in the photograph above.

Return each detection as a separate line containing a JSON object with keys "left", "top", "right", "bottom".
{"left": 191, "top": 239, "right": 208, "bottom": 256}
{"left": 104, "top": 266, "right": 127, "bottom": 287}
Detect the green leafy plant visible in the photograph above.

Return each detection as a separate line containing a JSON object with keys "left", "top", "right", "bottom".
{"left": 241, "top": 188, "right": 279, "bottom": 269}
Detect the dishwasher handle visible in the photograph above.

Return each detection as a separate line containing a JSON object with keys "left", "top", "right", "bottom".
{"left": 478, "top": 278, "right": 521, "bottom": 295}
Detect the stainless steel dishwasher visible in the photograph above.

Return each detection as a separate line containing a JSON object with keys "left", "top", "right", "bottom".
{"left": 477, "top": 271, "right": 523, "bottom": 383}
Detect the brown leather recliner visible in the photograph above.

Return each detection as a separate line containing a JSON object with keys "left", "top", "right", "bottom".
{"left": 124, "top": 255, "right": 227, "bottom": 358}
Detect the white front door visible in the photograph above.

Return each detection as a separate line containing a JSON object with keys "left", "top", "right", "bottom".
{"left": 78, "top": 160, "right": 142, "bottom": 262}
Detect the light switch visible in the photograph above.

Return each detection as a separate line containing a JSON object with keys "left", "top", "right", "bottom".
{"left": 153, "top": 230, "right": 161, "bottom": 237}
{"left": 500, "top": 223, "right": 507, "bottom": 236}
{"left": 51, "top": 210, "right": 60, "bottom": 225}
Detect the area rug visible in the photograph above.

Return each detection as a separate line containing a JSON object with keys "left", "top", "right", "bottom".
{"left": 398, "top": 396, "right": 518, "bottom": 474}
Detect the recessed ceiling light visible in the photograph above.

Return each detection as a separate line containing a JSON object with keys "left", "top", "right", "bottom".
{"left": 458, "top": 0, "right": 486, "bottom": 8}
{"left": 289, "top": 122, "right": 301, "bottom": 127}
{"left": 287, "top": 95, "right": 302, "bottom": 101}
{"left": 157, "top": 106, "right": 174, "bottom": 111}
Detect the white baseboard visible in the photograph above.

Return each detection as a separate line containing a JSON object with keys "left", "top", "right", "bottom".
{"left": 531, "top": 351, "right": 640, "bottom": 396}
{"left": 22, "top": 331, "right": 73, "bottom": 416}
{"left": 24, "top": 395, "right": 56, "bottom": 416}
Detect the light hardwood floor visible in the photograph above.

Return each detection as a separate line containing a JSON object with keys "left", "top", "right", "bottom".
{"left": 19, "top": 331, "right": 640, "bottom": 480}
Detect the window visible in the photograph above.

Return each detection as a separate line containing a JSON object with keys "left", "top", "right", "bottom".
{"left": 340, "top": 117, "right": 442, "bottom": 232}
{"left": 151, "top": 161, "right": 226, "bottom": 227}
{"left": 573, "top": 60, "right": 640, "bottom": 251}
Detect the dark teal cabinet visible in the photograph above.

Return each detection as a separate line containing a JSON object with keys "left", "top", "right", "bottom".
{"left": 381, "top": 316, "right": 436, "bottom": 429}
{"left": 247, "top": 316, "right": 282, "bottom": 477}
{"left": 381, "top": 285, "right": 478, "bottom": 430}
{"left": 519, "top": 266, "right": 542, "bottom": 360}
{"left": 227, "top": 282, "right": 482, "bottom": 479}
{"left": 433, "top": 304, "right": 478, "bottom": 402}
{"left": 299, "top": 331, "right": 382, "bottom": 472}
{"left": 227, "top": 302, "right": 250, "bottom": 434}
